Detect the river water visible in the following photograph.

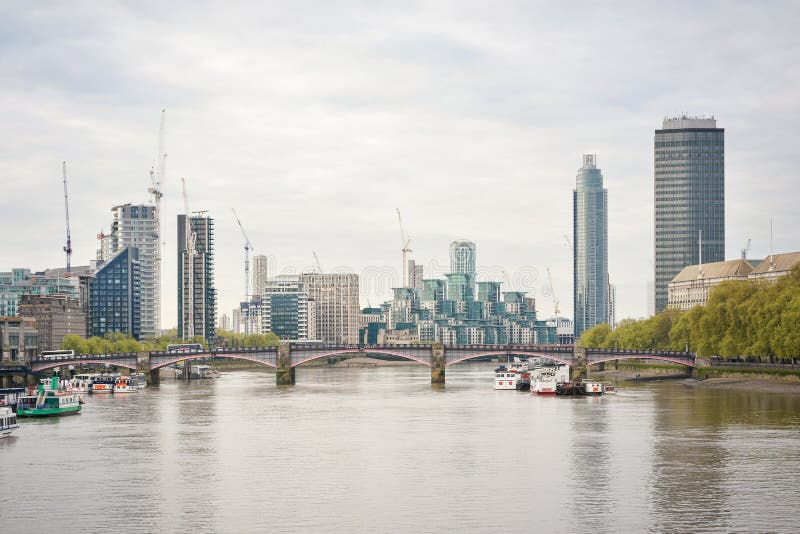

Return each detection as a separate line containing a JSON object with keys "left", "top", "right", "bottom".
{"left": 3, "top": 364, "right": 800, "bottom": 533}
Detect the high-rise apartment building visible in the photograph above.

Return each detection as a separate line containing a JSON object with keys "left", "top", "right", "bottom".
{"left": 177, "top": 214, "right": 216, "bottom": 342}
{"left": 252, "top": 255, "right": 268, "bottom": 297}
{"left": 654, "top": 116, "right": 724, "bottom": 313}
{"left": 298, "top": 273, "right": 359, "bottom": 344}
{"left": 98, "top": 204, "right": 160, "bottom": 338}
{"left": 407, "top": 259, "right": 424, "bottom": 291}
{"left": 573, "top": 154, "right": 608, "bottom": 338}
{"left": 88, "top": 247, "right": 142, "bottom": 339}
{"left": 450, "top": 240, "right": 476, "bottom": 276}
{"left": 262, "top": 276, "right": 313, "bottom": 340}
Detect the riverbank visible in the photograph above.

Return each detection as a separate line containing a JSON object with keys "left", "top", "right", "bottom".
{"left": 682, "top": 377, "right": 800, "bottom": 394}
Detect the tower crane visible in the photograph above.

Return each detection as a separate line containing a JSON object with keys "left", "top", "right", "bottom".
{"left": 148, "top": 109, "right": 167, "bottom": 333}
{"left": 547, "top": 268, "right": 560, "bottom": 318}
{"left": 62, "top": 161, "right": 73, "bottom": 272}
{"left": 396, "top": 208, "right": 412, "bottom": 287}
{"left": 313, "top": 251, "right": 323, "bottom": 273}
{"left": 181, "top": 178, "right": 195, "bottom": 339}
{"left": 231, "top": 208, "right": 254, "bottom": 302}
{"left": 741, "top": 238, "right": 751, "bottom": 260}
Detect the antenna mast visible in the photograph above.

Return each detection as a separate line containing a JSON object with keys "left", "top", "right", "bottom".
{"left": 62, "top": 161, "right": 72, "bottom": 272}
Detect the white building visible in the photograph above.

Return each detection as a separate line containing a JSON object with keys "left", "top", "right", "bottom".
{"left": 298, "top": 273, "right": 359, "bottom": 344}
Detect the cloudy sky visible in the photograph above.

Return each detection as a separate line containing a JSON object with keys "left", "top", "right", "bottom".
{"left": 2, "top": 1, "right": 798, "bottom": 328}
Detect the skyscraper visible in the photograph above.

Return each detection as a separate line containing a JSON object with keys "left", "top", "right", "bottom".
{"left": 654, "top": 116, "right": 724, "bottom": 313}
{"left": 88, "top": 247, "right": 142, "bottom": 339}
{"left": 177, "top": 214, "right": 216, "bottom": 342}
{"left": 252, "top": 255, "right": 268, "bottom": 297}
{"left": 573, "top": 154, "right": 608, "bottom": 339}
{"left": 98, "top": 204, "right": 160, "bottom": 338}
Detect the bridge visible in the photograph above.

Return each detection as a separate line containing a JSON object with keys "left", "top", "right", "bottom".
{"left": 17, "top": 344, "right": 696, "bottom": 386}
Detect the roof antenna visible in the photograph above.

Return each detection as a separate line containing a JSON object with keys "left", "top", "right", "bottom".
{"left": 769, "top": 218, "right": 775, "bottom": 271}
{"left": 698, "top": 229, "right": 703, "bottom": 278}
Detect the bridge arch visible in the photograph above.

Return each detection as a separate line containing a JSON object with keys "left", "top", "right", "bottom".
{"left": 292, "top": 349, "right": 431, "bottom": 368}
{"left": 32, "top": 360, "right": 138, "bottom": 372}
{"left": 588, "top": 354, "right": 695, "bottom": 368}
{"left": 149, "top": 353, "right": 277, "bottom": 370}
{"left": 446, "top": 351, "right": 572, "bottom": 367}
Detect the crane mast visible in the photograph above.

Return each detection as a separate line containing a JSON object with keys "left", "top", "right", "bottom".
{"left": 396, "top": 208, "right": 413, "bottom": 287}
{"left": 547, "top": 268, "right": 560, "bottom": 318}
{"left": 313, "top": 251, "right": 323, "bottom": 273}
{"left": 181, "top": 178, "right": 195, "bottom": 340}
{"left": 231, "top": 208, "right": 254, "bottom": 302}
{"left": 62, "top": 161, "right": 72, "bottom": 272}
{"left": 148, "top": 108, "right": 167, "bottom": 335}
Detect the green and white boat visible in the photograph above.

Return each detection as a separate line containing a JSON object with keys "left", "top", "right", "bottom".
{"left": 16, "top": 376, "right": 82, "bottom": 417}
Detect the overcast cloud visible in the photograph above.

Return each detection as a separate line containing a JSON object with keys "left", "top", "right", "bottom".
{"left": 1, "top": 1, "right": 798, "bottom": 327}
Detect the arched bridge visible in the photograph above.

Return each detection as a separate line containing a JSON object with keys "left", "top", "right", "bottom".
{"left": 26, "top": 344, "right": 696, "bottom": 385}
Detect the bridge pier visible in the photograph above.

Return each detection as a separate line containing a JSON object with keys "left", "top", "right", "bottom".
{"left": 276, "top": 344, "right": 295, "bottom": 385}
{"left": 431, "top": 344, "right": 445, "bottom": 384}
{"left": 571, "top": 346, "right": 587, "bottom": 381}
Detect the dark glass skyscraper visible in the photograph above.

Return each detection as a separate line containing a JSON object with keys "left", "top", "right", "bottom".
{"left": 177, "top": 215, "right": 216, "bottom": 343}
{"left": 573, "top": 154, "right": 608, "bottom": 338}
{"left": 654, "top": 116, "right": 724, "bottom": 313}
{"left": 89, "top": 247, "right": 141, "bottom": 339}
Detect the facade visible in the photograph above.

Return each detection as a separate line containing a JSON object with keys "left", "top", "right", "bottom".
{"left": 88, "top": 247, "right": 142, "bottom": 339}
{"left": 298, "top": 273, "right": 359, "bottom": 344}
{"left": 261, "top": 276, "right": 312, "bottom": 340}
{"left": 407, "top": 259, "right": 424, "bottom": 291}
{"left": 0, "top": 316, "right": 38, "bottom": 365}
{"left": 17, "top": 294, "right": 86, "bottom": 352}
{"left": 252, "top": 255, "right": 268, "bottom": 297}
{"left": 0, "top": 268, "right": 82, "bottom": 317}
{"left": 449, "top": 240, "right": 476, "bottom": 276}
{"left": 99, "top": 204, "right": 160, "bottom": 338}
{"left": 177, "top": 214, "right": 216, "bottom": 343}
{"left": 654, "top": 116, "right": 724, "bottom": 313}
{"left": 573, "top": 154, "right": 609, "bottom": 338}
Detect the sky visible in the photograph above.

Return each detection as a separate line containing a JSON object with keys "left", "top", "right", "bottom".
{"left": 1, "top": 1, "right": 799, "bottom": 329}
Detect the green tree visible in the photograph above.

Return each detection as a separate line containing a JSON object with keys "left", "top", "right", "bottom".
{"left": 580, "top": 323, "right": 611, "bottom": 348}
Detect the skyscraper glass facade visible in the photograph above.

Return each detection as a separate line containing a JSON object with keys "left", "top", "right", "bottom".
{"left": 573, "top": 154, "right": 608, "bottom": 339}
{"left": 262, "top": 276, "right": 310, "bottom": 340}
{"left": 88, "top": 247, "right": 141, "bottom": 339}
{"left": 449, "top": 240, "right": 476, "bottom": 276}
{"left": 177, "top": 215, "right": 216, "bottom": 343}
{"left": 654, "top": 117, "right": 724, "bottom": 313}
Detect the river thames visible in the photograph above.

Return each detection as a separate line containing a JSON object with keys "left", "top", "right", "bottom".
{"left": 3, "top": 364, "right": 800, "bottom": 533}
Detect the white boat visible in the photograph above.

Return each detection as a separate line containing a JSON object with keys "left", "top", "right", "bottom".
{"left": 583, "top": 380, "right": 604, "bottom": 395}
{"left": 67, "top": 374, "right": 96, "bottom": 393}
{"left": 532, "top": 367, "right": 558, "bottom": 395}
{"left": 113, "top": 376, "right": 137, "bottom": 393}
{"left": 129, "top": 373, "right": 147, "bottom": 389}
{"left": 494, "top": 370, "right": 520, "bottom": 390}
{"left": 0, "top": 407, "right": 20, "bottom": 438}
{"left": 89, "top": 375, "right": 116, "bottom": 393}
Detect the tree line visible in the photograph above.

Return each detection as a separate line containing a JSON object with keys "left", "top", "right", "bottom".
{"left": 580, "top": 265, "right": 800, "bottom": 362}
{"left": 61, "top": 329, "right": 280, "bottom": 355}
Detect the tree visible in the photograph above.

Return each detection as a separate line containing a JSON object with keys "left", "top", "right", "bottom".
{"left": 580, "top": 323, "right": 611, "bottom": 348}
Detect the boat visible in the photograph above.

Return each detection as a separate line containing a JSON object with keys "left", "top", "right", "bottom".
{"left": 89, "top": 374, "right": 116, "bottom": 393}
{"left": 603, "top": 384, "right": 616, "bottom": 394}
{"left": 555, "top": 380, "right": 605, "bottom": 396}
{"left": 16, "top": 377, "right": 82, "bottom": 417}
{"left": 129, "top": 373, "right": 147, "bottom": 389}
{"left": 494, "top": 369, "right": 520, "bottom": 390}
{"left": 533, "top": 369, "right": 559, "bottom": 395}
{"left": 113, "top": 375, "right": 137, "bottom": 393}
{"left": 515, "top": 371, "right": 532, "bottom": 391}
{"left": 0, "top": 407, "right": 20, "bottom": 438}
{"left": 67, "top": 374, "right": 96, "bottom": 393}
{"left": 583, "top": 380, "right": 604, "bottom": 395}
{"left": 0, "top": 388, "right": 27, "bottom": 410}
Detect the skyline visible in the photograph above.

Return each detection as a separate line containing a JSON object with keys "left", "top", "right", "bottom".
{"left": 2, "top": 2, "right": 799, "bottom": 328}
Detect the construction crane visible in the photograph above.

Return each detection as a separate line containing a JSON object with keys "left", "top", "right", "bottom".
{"left": 546, "top": 268, "right": 560, "bottom": 318}
{"left": 147, "top": 109, "right": 167, "bottom": 333}
{"left": 313, "top": 251, "right": 323, "bottom": 273}
{"left": 741, "top": 237, "right": 751, "bottom": 260}
{"left": 181, "top": 178, "right": 195, "bottom": 339}
{"left": 396, "top": 208, "right": 412, "bottom": 287}
{"left": 61, "top": 161, "right": 73, "bottom": 272}
{"left": 231, "top": 208, "right": 254, "bottom": 302}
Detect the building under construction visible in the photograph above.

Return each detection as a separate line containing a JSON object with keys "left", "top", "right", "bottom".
{"left": 177, "top": 214, "right": 216, "bottom": 343}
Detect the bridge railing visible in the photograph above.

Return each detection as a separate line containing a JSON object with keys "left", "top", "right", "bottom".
{"left": 586, "top": 348, "right": 695, "bottom": 358}
{"left": 214, "top": 346, "right": 278, "bottom": 354}
{"left": 30, "top": 352, "right": 139, "bottom": 364}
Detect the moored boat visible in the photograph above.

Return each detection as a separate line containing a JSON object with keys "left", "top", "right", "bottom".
{"left": 113, "top": 375, "right": 137, "bottom": 393}
{"left": 0, "top": 406, "right": 20, "bottom": 438}
{"left": 583, "top": 380, "right": 604, "bottom": 395}
{"left": 515, "top": 371, "right": 532, "bottom": 391}
{"left": 16, "top": 377, "right": 82, "bottom": 417}
{"left": 494, "top": 370, "right": 520, "bottom": 390}
{"left": 90, "top": 375, "right": 116, "bottom": 393}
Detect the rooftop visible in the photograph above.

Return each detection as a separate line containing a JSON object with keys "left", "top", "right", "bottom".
{"left": 662, "top": 115, "right": 717, "bottom": 130}
{"left": 751, "top": 252, "right": 800, "bottom": 274}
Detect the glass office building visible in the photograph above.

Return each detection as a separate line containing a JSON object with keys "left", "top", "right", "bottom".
{"left": 573, "top": 154, "right": 608, "bottom": 338}
{"left": 88, "top": 247, "right": 142, "bottom": 339}
{"left": 654, "top": 116, "right": 724, "bottom": 313}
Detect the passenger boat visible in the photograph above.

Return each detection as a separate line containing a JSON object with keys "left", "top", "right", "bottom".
{"left": 0, "top": 388, "right": 27, "bottom": 410}
{"left": 67, "top": 374, "right": 96, "bottom": 393}
{"left": 494, "top": 370, "right": 520, "bottom": 390}
{"left": 129, "top": 373, "right": 147, "bottom": 389}
{"left": 515, "top": 371, "right": 532, "bottom": 391}
{"left": 16, "top": 377, "right": 82, "bottom": 417}
{"left": 89, "top": 375, "right": 116, "bottom": 393}
{"left": 113, "top": 375, "right": 137, "bottom": 393}
{"left": 0, "top": 407, "right": 20, "bottom": 438}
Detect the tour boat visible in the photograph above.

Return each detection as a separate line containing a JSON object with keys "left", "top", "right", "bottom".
{"left": 16, "top": 377, "right": 82, "bottom": 417}
{"left": 531, "top": 367, "right": 559, "bottom": 395}
{"left": 68, "top": 374, "right": 96, "bottom": 393}
{"left": 90, "top": 375, "right": 116, "bottom": 393}
{"left": 494, "top": 370, "right": 520, "bottom": 390}
{"left": 129, "top": 373, "right": 147, "bottom": 389}
{"left": 113, "top": 375, "right": 137, "bottom": 393}
{"left": 0, "top": 406, "right": 20, "bottom": 438}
